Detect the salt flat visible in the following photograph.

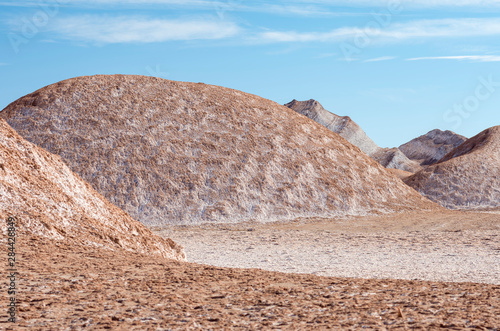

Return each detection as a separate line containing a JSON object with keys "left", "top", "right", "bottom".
{"left": 158, "top": 210, "right": 500, "bottom": 285}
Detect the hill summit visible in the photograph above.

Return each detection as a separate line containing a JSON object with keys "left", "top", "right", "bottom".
{"left": 1, "top": 75, "right": 436, "bottom": 225}
{"left": 399, "top": 129, "right": 467, "bottom": 166}
{"left": 405, "top": 126, "right": 500, "bottom": 209}
{"left": 285, "top": 99, "right": 421, "bottom": 173}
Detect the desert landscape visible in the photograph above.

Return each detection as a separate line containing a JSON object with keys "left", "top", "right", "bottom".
{"left": 0, "top": 74, "right": 499, "bottom": 329}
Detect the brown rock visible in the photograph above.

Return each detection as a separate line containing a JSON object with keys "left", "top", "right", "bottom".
{"left": 371, "top": 147, "right": 422, "bottom": 173}
{"left": 1, "top": 75, "right": 436, "bottom": 226}
{"left": 4, "top": 234, "right": 499, "bottom": 329}
{"left": 405, "top": 126, "right": 500, "bottom": 209}
{"left": 399, "top": 129, "right": 467, "bottom": 166}
{"left": 285, "top": 99, "right": 379, "bottom": 156}
{"left": 0, "top": 119, "right": 184, "bottom": 260}
{"left": 285, "top": 99, "right": 421, "bottom": 173}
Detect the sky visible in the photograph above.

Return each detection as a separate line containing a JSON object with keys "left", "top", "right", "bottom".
{"left": 1, "top": 0, "right": 500, "bottom": 147}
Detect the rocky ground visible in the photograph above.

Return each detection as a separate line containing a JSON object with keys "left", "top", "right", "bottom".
{"left": 1, "top": 210, "right": 499, "bottom": 330}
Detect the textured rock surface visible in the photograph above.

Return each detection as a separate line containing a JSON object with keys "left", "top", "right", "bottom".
{"left": 0, "top": 119, "right": 185, "bottom": 260}
{"left": 370, "top": 147, "right": 422, "bottom": 173}
{"left": 386, "top": 168, "right": 414, "bottom": 180}
{"left": 399, "top": 129, "right": 467, "bottom": 166}
{"left": 3, "top": 233, "right": 499, "bottom": 329}
{"left": 285, "top": 99, "right": 421, "bottom": 173}
{"left": 0, "top": 75, "right": 436, "bottom": 226}
{"left": 405, "top": 126, "right": 500, "bottom": 209}
{"left": 285, "top": 99, "right": 379, "bottom": 156}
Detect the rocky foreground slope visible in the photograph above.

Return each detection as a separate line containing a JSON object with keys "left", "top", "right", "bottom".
{"left": 285, "top": 99, "right": 421, "bottom": 173}
{"left": 399, "top": 129, "right": 467, "bottom": 166}
{"left": 4, "top": 236, "right": 499, "bottom": 329}
{"left": 405, "top": 126, "right": 500, "bottom": 209}
{"left": 0, "top": 75, "right": 436, "bottom": 225}
{"left": 0, "top": 119, "right": 184, "bottom": 260}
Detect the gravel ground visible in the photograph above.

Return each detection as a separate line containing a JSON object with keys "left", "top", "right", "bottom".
{"left": 5, "top": 235, "right": 500, "bottom": 329}
{"left": 158, "top": 210, "right": 500, "bottom": 285}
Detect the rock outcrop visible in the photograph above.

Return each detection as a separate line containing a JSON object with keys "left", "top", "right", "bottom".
{"left": 399, "top": 129, "right": 467, "bottom": 166}
{"left": 1, "top": 75, "right": 436, "bottom": 225}
{"left": 370, "top": 148, "right": 422, "bottom": 173}
{"left": 405, "top": 126, "right": 500, "bottom": 209}
{"left": 0, "top": 119, "right": 185, "bottom": 260}
{"left": 284, "top": 99, "right": 379, "bottom": 156}
{"left": 285, "top": 99, "right": 421, "bottom": 173}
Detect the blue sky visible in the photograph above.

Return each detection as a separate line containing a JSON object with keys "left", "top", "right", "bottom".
{"left": 1, "top": 0, "right": 500, "bottom": 147}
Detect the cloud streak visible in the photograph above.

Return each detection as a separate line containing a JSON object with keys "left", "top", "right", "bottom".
{"left": 257, "top": 18, "right": 500, "bottom": 43}
{"left": 364, "top": 56, "right": 396, "bottom": 62}
{"left": 295, "top": 0, "right": 500, "bottom": 7}
{"left": 407, "top": 55, "right": 500, "bottom": 62}
{"left": 46, "top": 16, "right": 240, "bottom": 44}
{"left": 6, "top": 0, "right": 500, "bottom": 7}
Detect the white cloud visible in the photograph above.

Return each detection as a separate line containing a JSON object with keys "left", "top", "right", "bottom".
{"left": 364, "top": 56, "right": 396, "bottom": 62}
{"left": 295, "top": 0, "right": 500, "bottom": 7}
{"left": 257, "top": 18, "right": 500, "bottom": 43}
{"left": 48, "top": 16, "right": 240, "bottom": 44}
{"left": 407, "top": 55, "right": 500, "bottom": 62}
{"left": 7, "top": 0, "right": 499, "bottom": 7}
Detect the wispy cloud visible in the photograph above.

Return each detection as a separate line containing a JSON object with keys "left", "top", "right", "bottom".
{"left": 407, "top": 55, "right": 500, "bottom": 62}
{"left": 0, "top": 63, "right": 10, "bottom": 66}
{"left": 257, "top": 18, "right": 500, "bottom": 43}
{"left": 45, "top": 16, "right": 240, "bottom": 44}
{"left": 0, "top": 0, "right": 219, "bottom": 5}
{"left": 0, "top": 1, "right": 363, "bottom": 17}
{"left": 364, "top": 56, "right": 396, "bottom": 62}
{"left": 6, "top": 0, "right": 499, "bottom": 7}
{"left": 295, "top": 0, "right": 500, "bottom": 7}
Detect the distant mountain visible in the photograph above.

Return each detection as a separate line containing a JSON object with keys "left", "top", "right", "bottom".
{"left": 0, "top": 119, "right": 185, "bottom": 260}
{"left": 0, "top": 75, "right": 436, "bottom": 226}
{"left": 285, "top": 99, "right": 421, "bottom": 173}
{"left": 399, "top": 129, "right": 467, "bottom": 166}
{"left": 405, "top": 126, "right": 500, "bottom": 209}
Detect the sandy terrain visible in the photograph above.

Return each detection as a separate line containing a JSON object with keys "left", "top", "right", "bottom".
{"left": 158, "top": 210, "right": 500, "bottom": 285}
{"left": 2, "top": 232, "right": 499, "bottom": 330}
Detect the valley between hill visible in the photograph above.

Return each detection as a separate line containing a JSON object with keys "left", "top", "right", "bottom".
{"left": 158, "top": 210, "right": 500, "bottom": 285}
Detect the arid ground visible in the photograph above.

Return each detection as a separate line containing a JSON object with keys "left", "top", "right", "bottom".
{"left": 2, "top": 210, "right": 499, "bottom": 330}
{"left": 159, "top": 210, "right": 500, "bottom": 285}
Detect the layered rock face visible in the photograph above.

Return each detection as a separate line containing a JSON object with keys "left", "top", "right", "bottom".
{"left": 285, "top": 99, "right": 421, "bottom": 173}
{"left": 405, "top": 126, "right": 500, "bottom": 209}
{"left": 1, "top": 75, "right": 436, "bottom": 225}
{"left": 0, "top": 119, "right": 185, "bottom": 260}
{"left": 284, "top": 99, "right": 380, "bottom": 156}
{"left": 399, "top": 129, "right": 467, "bottom": 166}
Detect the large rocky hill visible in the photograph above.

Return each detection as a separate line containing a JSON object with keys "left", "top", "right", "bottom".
{"left": 1, "top": 75, "right": 436, "bottom": 225}
{"left": 0, "top": 119, "right": 185, "bottom": 260}
{"left": 285, "top": 99, "right": 421, "bottom": 173}
{"left": 405, "top": 126, "right": 500, "bottom": 209}
{"left": 399, "top": 129, "right": 467, "bottom": 166}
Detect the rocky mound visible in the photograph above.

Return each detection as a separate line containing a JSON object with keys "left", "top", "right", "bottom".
{"left": 0, "top": 75, "right": 436, "bottom": 225}
{"left": 371, "top": 147, "right": 422, "bottom": 173}
{"left": 399, "top": 129, "right": 467, "bottom": 166}
{"left": 285, "top": 99, "right": 421, "bottom": 173}
{"left": 405, "top": 126, "right": 500, "bottom": 209}
{"left": 0, "top": 119, "right": 185, "bottom": 260}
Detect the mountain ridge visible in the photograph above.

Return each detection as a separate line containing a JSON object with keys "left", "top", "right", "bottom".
{"left": 285, "top": 99, "right": 422, "bottom": 173}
